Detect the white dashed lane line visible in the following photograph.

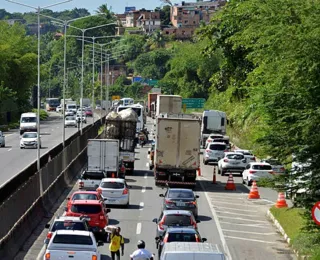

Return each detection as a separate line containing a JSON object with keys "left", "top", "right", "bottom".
{"left": 136, "top": 223, "right": 142, "bottom": 234}
{"left": 139, "top": 202, "right": 144, "bottom": 210}
{"left": 141, "top": 186, "right": 146, "bottom": 193}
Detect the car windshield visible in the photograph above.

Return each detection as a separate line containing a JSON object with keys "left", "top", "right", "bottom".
{"left": 21, "top": 117, "right": 36, "bottom": 123}
{"left": 100, "top": 182, "right": 125, "bottom": 189}
{"left": 72, "top": 194, "right": 98, "bottom": 201}
{"left": 167, "top": 232, "right": 197, "bottom": 242}
{"left": 244, "top": 152, "right": 253, "bottom": 156}
{"left": 51, "top": 221, "right": 87, "bottom": 232}
{"left": 68, "top": 105, "right": 76, "bottom": 109}
{"left": 52, "top": 234, "right": 93, "bottom": 245}
{"left": 265, "top": 159, "right": 281, "bottom": 165}
{"left": 164, "top": 215, "right": 192, "bottom": 226}
{"left": 66, "top": 116, "right": 75, "bottom": 120}
{"left": 209, "top": 144, "right": 226, "bottom": 151}
{"left": 168, "top": 190, "right": 194, "bottom": 199}
{"left": 252, "top": 165, "right": 272, "bottom": 170}
{"left": 71, "top": 204, "right": 101, "bottom": 214}
{"left": 227, "top": 154, "right": 244, "bottom": 160}
{"left": 23, "top": 133, "right": 37, "bottom": 138}
{"left": 82, "top": 172, "right": 105, "bottom": 180}
{"left": 210, "top": 135, "right": 223, "bottom": 139}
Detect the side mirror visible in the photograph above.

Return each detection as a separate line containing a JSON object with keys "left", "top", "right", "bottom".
{"left": 67, "top": 197, "right": 70, "bottom": 200}
{"left": 45, "top": 223, "right": 50, "bottom": 229}
{"left": 152, "top": 218, "right": 158, "bottom": 223}
{"left": 195, "top": 195, "right": 199, "bottom": 198}
{"left": 242, "top": 159, "right": 247, "bottom": 163}
{"left": 159, "top": 194, "right": 164, "bottom": 197}
{"left": 105, "top": 208, "right": 111, "bottom": 214}
{"left": 196, "top": 220, "right": 201, "bottom": 223}
{"left": 97, "top": 241, "right": 104, "bottom": 246}
{"left": 202, "top": 238, "right": 207, "bottom": 242}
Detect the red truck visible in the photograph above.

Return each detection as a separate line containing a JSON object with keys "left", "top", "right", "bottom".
{"left": 148, "top": 93, "right": 160, "bottom": 117}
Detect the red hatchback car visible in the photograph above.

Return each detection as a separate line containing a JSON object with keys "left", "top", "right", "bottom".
{"left": 66, "top": 191, "right": 103, "bottom": 211}
{"left": 65, "top": 200, "right": 110, "bottom": 240}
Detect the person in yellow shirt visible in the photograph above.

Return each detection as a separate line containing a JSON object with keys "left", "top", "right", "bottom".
{"left": 109, "top": 227, "right": 124, "bottom": 260}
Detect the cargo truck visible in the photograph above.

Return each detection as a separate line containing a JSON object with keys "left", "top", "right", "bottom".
{"left": 148, "top": 93, "right": 160, "bottom": 117}
{"left": 105, "top": 109, "right": 137, "bottom": 175}
{"left": 154, "top": 116, "right": 201, "bottom": 187}
{"left": 156, "top": 95, "right": 182, "bottom": 117}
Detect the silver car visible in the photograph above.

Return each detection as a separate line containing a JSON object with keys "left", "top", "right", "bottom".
{"left": 64, "top": 116, "right": 77, "bottom": 128}
{"left": 99, "top": 178, "right": 130, "bottom": 207}
{"left": 203, "top": 142, "right": 227, "bottom": 165}
{"left": 218, "top": 152, "right": 247, "bottom": 176}
{"left": 0, "top": 131, "right": 5, "bottom": 147}
{"left": 234, "top": 150, "right": 256, "bottom": 162}
{"left": 261, "top": 158, "right": 285, "bottom": 175}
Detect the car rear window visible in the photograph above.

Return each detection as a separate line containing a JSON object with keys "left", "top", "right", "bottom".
{"left": 167, "top": 233, "right": 197, "bottom": 242}
{"left": 100, "top": 182, "right": 125, "bottom": 189}
{"left": 209, "top": 144, "right": 226, "bottom": 151}
{"left": 164, "top": 215, "right": 192, "bottom": 226}
{"left": 71, "top": 204, "right": 102, "bottom": 214}
{"left": 226, "top": 154, "right": 244, "bottom": 160}
{"left": 265, "top": 159, "right": 281, "bottom": 165}
{"left": 252, "top": 165, "right": 272, "bottom": 170}
{"left": 82, "top": 172, "right": 105, "bottom": 180}
{"left": 72, "top": 194, "right": 98, "bottom": 201}
{"left": 52, "top": 221, "right": 87, "bottom": 232}
{"left": 53, "top": 234, "right": 93, "bottom": 245}
{"left": 168, "top": 190, "right": 194, "bottom": 199}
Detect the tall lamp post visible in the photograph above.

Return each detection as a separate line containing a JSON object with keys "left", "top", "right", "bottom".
{"left": 6, "top": 0, "right": 72, "bottom": 196}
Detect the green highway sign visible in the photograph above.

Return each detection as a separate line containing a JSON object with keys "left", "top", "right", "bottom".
{"left": 182, "top": 98, "right": 205, "bottom": 108}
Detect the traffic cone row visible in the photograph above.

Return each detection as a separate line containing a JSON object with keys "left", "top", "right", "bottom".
{"left": 275, "top": 192, "right": 288, "bottom": 208}
{"left": 248, "top": 181, "right": 260, "bottom": 199}
{"left": 225, "top": 174, "right": 236, "bottom": 190}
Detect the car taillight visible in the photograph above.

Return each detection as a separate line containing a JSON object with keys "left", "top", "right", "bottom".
{"left": 280, "top": 167, "right": 285, "bottom": 172}
{"left": 192, "top": 219, "right": 197, "bottom": 229}
{"left": 159, "top": 217, "right": 166, "bottom": 230}
{"left": 92, "top": 255, "right": 97, "bottom": 260}
{"left": 207, "top": 140, "right": 212, "bottom": 142}
{"left": 224, "top": 150, "right": 228, "bottom": 152}
{"left": 120, "top": 166, "right": 125, "bottom": 172}
{"left": 205, "top": 149, "right": 211, "bottom": 153}
{"left": 158, "top": 172, "right": 166, "bottom": 176}
{"left": 163, "top": 235, "right": 168, "bottom": 243}
{"left": 46, "top": 232, "right": 53, "bottom": 240}
{"left": 249, "top": 170, "right": 257, "bottom": 174}
{"left": 45, "top": 253, "right": 50, "bottom": 260}
{"left": 122, "top": 188, "right": 128, "bottom": 195}
{"left": 79, "top": 181, "right": 84, "bottom": 188}
{"left": 99, "top": 214, "right": 105, "bottom": 220}
{"left": 165, "top": 200, "right": 174, "bottom": 204}
{"left": 188, "top": 201, "right": 196, "bottom": 205}
{"left": 252, "top": 157, "right": 256, "bottom": 161}
{"left": 195, "top": 235, "right": 200, "bottom": 242}
{"left": 224, "top": 158, "right": 228, "bottom": 162}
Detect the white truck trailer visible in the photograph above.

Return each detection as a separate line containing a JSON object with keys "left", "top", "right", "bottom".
{"left": 154, "top": 116, "right": 201, "bottom": 188}
{"left": 156, "top": 95, "right": 182, "bottom": 117}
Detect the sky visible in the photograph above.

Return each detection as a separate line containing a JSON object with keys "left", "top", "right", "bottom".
{"left": 2, "top": 0, "right": 195, "bottom": 14}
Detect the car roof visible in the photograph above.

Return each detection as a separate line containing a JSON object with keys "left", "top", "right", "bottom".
{"left": 209, "top": 142, "right": 226, "bottom": 146}
{"left": 55, "top": 230, "right": 91, "bottom": 236}
{"left": 21, "top": 112, "right": 36, "bottom": 116}
{"left": 101, "top": 178, "right": 125, "bottom": 183}
{"left": 72, "top": 191, "right": 98, "bottom": 195}
{"left": 166, "top": 227, "right": 198, "bottom": 233}
{"left": 167, "top": 188, "right": 193, "bottom": 192}
{"left": 209, "top": 134, "right": 223, "bottom": 137}
{"left": 53, "top": 216, "right": 84, "bottom": 222}
{"left": 23, "top": 132, "right": 37, "bottom": 134}
{"left": 163, "top": 210, "right": 193, "bottom": 216}
{"left": 72, "top": 200, "right": 102, "bottom": 205}
{"left": 225, "top": 152, "right": 244, "bottom": 155}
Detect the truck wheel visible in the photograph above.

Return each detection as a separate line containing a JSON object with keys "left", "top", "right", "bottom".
{"left": 221, "top": 170, "right": 225, "bottom": 176}
{"left": 204, "top": 160, "right": 208, "bottom": 165}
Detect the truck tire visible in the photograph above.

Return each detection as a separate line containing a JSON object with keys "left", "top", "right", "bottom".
{"left": 204, "top": 160, "right": 208, "bottom": 165}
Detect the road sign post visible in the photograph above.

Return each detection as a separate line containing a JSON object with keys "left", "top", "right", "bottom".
{"left": 183, "top": 104, "right": 187, "bottom": 113}
{"left": 182, "top": 98, "right": 205, "bottom": 109}
{"left": 112, "top": 95, "right": 120, "bottom": 100}
{"left": 312, "top": 201, "right": 320, "bottom": 225}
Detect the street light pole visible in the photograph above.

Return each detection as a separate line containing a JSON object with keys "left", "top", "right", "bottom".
{"left": 100, "top": 45, "right": 103, "bottom": 124}
{"left": 105, "top": 52, "right": 110, "bottom": 112}
{"left": 92, "top": 36, "right": 95, "bottom": 125}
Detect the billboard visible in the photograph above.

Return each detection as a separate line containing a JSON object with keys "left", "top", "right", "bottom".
{"left": 125, "top": 6, "right": 136, "bottom": 13}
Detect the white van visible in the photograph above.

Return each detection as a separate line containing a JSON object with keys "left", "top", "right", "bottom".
{"left": 20, "top": 112, "right": 37, "bottom": 135}
{"left": 66, "top": 103, "right": 77, "bottom": 114}
{"left": 160, "top": 242, "right": 225, "bottom": 260}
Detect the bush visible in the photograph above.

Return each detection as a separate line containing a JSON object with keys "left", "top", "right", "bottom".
{"left": 32, "top": 109, "right": 48, "bottom": 120}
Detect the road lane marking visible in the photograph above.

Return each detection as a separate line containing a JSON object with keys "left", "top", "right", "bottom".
{"left": 7, "top": 149, "right": 12, "bottom": 151}
{"left": 144, "top": 173, "right": 148, "bottom": 179}
{"left": 225, "top": 236, "right": 277, "bottom": 244}
{"left": 222, "top": 229, "right": 277, "bottom": 235}
{"left": 215, "top": 210, "right": 261, "bottom": 217}
{"left": 212, "top": 195, "right": 244, "bottom": 200}
{"left": 211, "top": 201, "right": 259, "bottom": 207}
{"left": 139, "top": 202, "right": 144, "bottom": 210}
{"left": 141, "top": 186, "right": 146, "bottom": 193}
{"left": 218, "top": 216, "right": 266, "bottom": 223}
{"left": 199, "top": 179, "right": 232, "bottom": 260}
{"left": 136, "top": 223, "right": 142, "bottom": 234}
{"left": 219, "top": 221, "right": 271, "bottom": 228}
{"left": 213, "top": 206, "right": 258, "bottom": 213}
{"left": 36, "top": 244, "right": 46, "bottom": 260}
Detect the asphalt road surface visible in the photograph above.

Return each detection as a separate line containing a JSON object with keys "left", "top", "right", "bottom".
{"left": 19, "top": 119, "right": 296, "bottom": 260}
{"left": 0, "top": 111, "right": 98, "bottom": 187}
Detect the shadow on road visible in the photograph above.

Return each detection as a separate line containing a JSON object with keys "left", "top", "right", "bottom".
{"left": 125, "top": 178, "right": 137, "bottom": 183}
{"left": 133, "top": 170, "right": 153, "bottom": 177}
{"left": 129, "top": 185, "right": 153, "bottom": 191}
{"left": 197, "top": 215, "right": 212, "bottom": 222}
{"left": 195, "top": 179, "right": 250, "bottom": 194}
{"left": 108, "top": 219, "right": 120, "bottom": 225}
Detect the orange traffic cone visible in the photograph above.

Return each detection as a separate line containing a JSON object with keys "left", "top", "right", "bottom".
{"left": 197, "top": 168, "right": 201, "bottom": 176}
{"left": 248, "top": 181, "right": 260, "bottom": 199}
{"left": 212, "top": 167, "right": 217, "bottom": 184}
{"left": 275, "top": 192, "right": 288, "bottom": 208}
{"left": 225, "top": 174, "right": 236, "bottom": 190}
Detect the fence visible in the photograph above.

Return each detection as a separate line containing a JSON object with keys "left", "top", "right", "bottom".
{"left": 0, "top": 117, "right": 105, "bottom": 259}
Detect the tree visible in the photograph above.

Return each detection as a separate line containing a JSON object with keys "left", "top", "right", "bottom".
{"left": 95, "top": 4, "right": 114, "bottom": 20}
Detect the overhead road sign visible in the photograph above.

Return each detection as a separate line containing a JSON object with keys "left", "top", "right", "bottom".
{"left": 182, "top": 98, "right": 205, "bottom": 108}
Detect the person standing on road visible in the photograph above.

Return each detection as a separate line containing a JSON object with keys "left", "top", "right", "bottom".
{"left": 130, "top": 240, "right": 154, "bottom": 260}
{"left": 109, "top": 227, "right": 124, "bottom": 260}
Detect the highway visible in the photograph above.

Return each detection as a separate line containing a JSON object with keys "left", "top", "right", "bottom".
{"left": 0, "top": 112, "right": 98, "bottom": 187}
{"left": 18, "top": 119, "right": 296, "bottom": 260}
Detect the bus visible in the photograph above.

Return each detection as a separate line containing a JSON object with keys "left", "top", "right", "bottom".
{"left": 119, "top": 98, "right": 134, "bottom": 106}
{"left": 117, "top": 104, "right": 144, "bottom": 132}
{"left": 46, "top": 98, "right": 60, "bottom": 111}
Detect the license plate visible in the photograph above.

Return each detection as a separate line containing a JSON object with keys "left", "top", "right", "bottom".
{"left": 108, "top": 199, "right": 116, "bottom": 202}
{"left": 232, "top": 162, "right": 240, "bottom": 164}
{"left": 176, "top": 202, "right": 186, "bottom": 206}
{"left": 123, "top": 156, "right": 129, "bottom": 160}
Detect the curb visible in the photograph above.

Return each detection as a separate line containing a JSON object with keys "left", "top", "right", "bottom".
{"left": 266, "top": 209, "right": 308, "bottom": 260}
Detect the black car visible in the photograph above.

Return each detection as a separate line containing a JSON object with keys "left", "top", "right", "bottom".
{"left": 155, "top": 227, "right": 207, "bottom": 258}
{"left": 160, "top": 188, "right": 199, "bottom": 218}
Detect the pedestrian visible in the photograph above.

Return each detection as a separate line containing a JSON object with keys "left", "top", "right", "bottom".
{"left": 109, "top": 227, "right": 124, "bottom": 260}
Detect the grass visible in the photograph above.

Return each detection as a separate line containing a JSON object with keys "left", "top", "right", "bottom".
{"left": 98, "top": 126, "right": 104, "bottom": 135}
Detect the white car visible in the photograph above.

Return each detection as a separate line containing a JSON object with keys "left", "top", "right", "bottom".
{"left": 64, "top": 116, "right": 77, "bottom": 128}
{"left": 203, "top": 142, "right": 227, "bottom": 165}
{"left": 44, "top": 230, "right": 103, "bottom": 260}
{"left": 234, "top": 149, "right": 256, "bottom": 162}
{"left": 56, "top": 105, "right": 63, "bottom": 112}
{"left": 242, "top": 162, "right": 274, "bottom": 186}
{"left": 96, "top": 105, "right": 101, "bottom": 110}
{"left": 76, "top": 112, "right": 87, "bottom": 123}
{"left": 261, "top": 158, "right": 285, "bottom": 175}
{"left": 65, "top": 109, "right": 74, "bottom": 116}
{"left": 20, "top": 132, "right": 41, "bottom": 149}
{"left": 218, "top": 152, "right": 247, "bottom": 176}
{"left": 99, "top": 178, "right": 130, "bottom": 207}
{"left": 205, "top": 134, "right": 224, "bottom": 147}
{"left": 0, "top": 131, "right": 5, "bottom": 147}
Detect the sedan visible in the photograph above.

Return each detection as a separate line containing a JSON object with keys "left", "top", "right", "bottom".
{"left": 242, "top": 162, "right": 274, "bottom": 186}
{"left": 160, "top": 188, "right": 199, "bottom": 218}
{"left": 64, "top": 116, "right": 77, "bottom": 128}
{"left": 0, "top": 131, "right": 5, "bottom": 147}
{"left": 98, "top": 178, "right": 130, "bottom": 207}
{"left": 20, "top": 132, "right": 41, "bottom": 149}
{"left": 203, "top": 142, "right": 227, "bottom": 165}
{"left": 56, "top": 105, "right": 63, "bottom": 113}
{"left": 156, "top": 227, "right": 207, "bottom": 258}
{"left": 152, "top": 210, "right": 200, "bottom": 238}
{"left": 261, "top": 158, "right": 285, "bottom": 175}
{"left": 85, "top": 109, "right": 93, "bottom": 117}
{"left": 65, "top": 109, "right": 74, "bottom": 116}
{"left": 218, "top": 152, "right": 247, "bottom": 176}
